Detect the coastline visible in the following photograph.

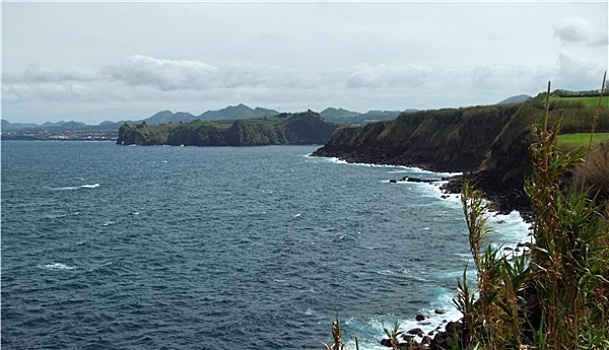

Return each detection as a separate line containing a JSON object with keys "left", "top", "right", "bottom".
{"left": 310, "top": 152, "right": 534, "bottom": 349}
{"left": 310, "top": 149, "right": 533, "bottom": 222}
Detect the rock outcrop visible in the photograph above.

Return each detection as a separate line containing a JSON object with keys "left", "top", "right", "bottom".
{"left": 116, "top": 111, "right": 338, "bottom": 147}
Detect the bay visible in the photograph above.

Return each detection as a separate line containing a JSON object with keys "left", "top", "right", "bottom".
{"left": 1, "top": 141, "right": 528, "bottom": 350}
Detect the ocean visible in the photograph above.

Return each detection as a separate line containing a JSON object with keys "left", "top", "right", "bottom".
{"left": 1, "top": 141, "right": 530, "bottom": 350}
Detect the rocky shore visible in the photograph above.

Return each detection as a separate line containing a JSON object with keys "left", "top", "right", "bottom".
{"left": 377, "top": 279, "right": 541, "bottom": 350}
{"left": 313, "top": 157, "right": 535, "bottom": 349}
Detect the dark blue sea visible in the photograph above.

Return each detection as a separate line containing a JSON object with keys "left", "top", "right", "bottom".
{"left": 1, "top": 141, "right": 529, "bottom": 350}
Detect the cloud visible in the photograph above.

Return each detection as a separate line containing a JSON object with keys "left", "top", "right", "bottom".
{"left": 3, "top": 82, "right": 93, "bottom": 102}
{"left": 102, "top": 55, "right": 220, "bottom": 91}
{"left": 4, "top": 64, "right": 102, "bottom": 83}
{"left": 554, "top": 51, "right": 606, "bottom": 90}
{"left": 101, "top": 55, "right": 324, "bottom": 91}
{"left": 471, "top": 64, "right": 550, "bottom": 92}
{"left": 346, "top": 63, "right": 433, "bottom": 88}
{"left": 554, "top": 16, "right": 607, "bottom": 46}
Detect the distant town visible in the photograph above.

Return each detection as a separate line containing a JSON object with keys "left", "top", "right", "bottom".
{"left": 0, "top": 129, "right": 118, "bottom": 141}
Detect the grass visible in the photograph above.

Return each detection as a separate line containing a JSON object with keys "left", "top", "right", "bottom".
{"left": 551, "top": 95, "right": 609, "bottom": 108}
{"left": 557, "top": 133, "right": 609, "bottom": 149}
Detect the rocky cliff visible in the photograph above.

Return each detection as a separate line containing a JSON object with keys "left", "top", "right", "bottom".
{"left": 116, "top": 111, "right": 338, "bottom": 147}
{"left": 312, "top": 95, "right": 609, "bottom": 214}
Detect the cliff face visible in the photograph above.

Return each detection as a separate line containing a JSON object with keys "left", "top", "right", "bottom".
{"left": 312, "top": 97, "right": 609, "bottom": 213}
{"left": 314, "top": 105, "right": 519, "bottom": 172}
{"left": 116, "top": 111, "right": 338, "bottom": 147}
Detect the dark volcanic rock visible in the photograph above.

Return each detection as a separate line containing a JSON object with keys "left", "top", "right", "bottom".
{"left": 407, "top": 327, "right": 424, "bottom": 336}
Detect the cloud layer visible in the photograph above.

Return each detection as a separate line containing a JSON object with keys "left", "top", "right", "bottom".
{"left": 3, "top": 2, "right": 607, "bottom": 124}
{"left": 3, "top": 51, "right": 607, "bottom": 123}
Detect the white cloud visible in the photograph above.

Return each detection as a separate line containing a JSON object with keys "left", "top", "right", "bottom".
{"left": 4, "top": 64, "right": 102, "bottom": 83}
{"left": 471, "top": 64, "right": 551, "bottom": 92}
{"left": 100, "top": 55, "right": 325, "bottom": 92}
{"left": 346, "top": 63, "right": 433, "bottom": 88}
{"left": 3, "top": 82, "right": 94, "bottom": 102}
{"left": 554, "top": 16, "right": 608, "bottom": 46}
{"left": 102, "top": 55, "right": 220, "bottom": 91}
{"left": 554, "top": 51, "right": 606, "bottom": 90}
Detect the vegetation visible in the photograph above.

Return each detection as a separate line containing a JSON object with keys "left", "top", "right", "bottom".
{"left": 557, "top": 133, "right": 609, "bottom": 149}
{"left": 323, "top": 80, "right": 609, "bottom": 349}
{"left": 550, "top": 95, "right": 609, "bottom": 108}
{"left": 116, "top": 110, "right": 338, "bottom": 147}
{"left": 455, "top": 80, "right": 608, "bottom": 349}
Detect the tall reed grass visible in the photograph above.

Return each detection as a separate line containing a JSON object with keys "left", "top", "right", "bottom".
{"left": 458, "top": 78, "right": 609, "bottom": 349}
{"left": 324, "top": 77, "right": 608, "bottom": 349}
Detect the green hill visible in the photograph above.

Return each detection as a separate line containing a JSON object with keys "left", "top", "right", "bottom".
{"left": 116, "top": 110, "right": 338, "bottom": 147}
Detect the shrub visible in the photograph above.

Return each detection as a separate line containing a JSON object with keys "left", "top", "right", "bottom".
{"left": 458, "top": 81, "right": 609, "bottom": 350}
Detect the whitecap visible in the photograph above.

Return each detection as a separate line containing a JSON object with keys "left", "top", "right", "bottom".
{"left": 293, "top": 213, "right": 301, "bottom": 218}
{"left": 38, "top": 263, "right": 76, "bottom": 271}
{"left": 102, "top": 221, "right": 116, "bottom": 226}
{"left": 81, "top": 183, "right": 100, "bottom": 189}
{"left": 44, "top": 212, "right": 80, "bottom": 219}
{"left": 44, "top": 185, "right": 79, "bottom": 191}
{"left": 44, "top": 183, "right": 99, "bottom": 191}
{"left": 317, "top": 155, "right": 462, "bottom": 177}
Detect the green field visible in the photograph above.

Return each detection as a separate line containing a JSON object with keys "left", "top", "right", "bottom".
{"left": 557, "top": 132, "right": 609, "bottom": 149}
{"left": 551, "top": 95, "right": 609, "bottom": 108}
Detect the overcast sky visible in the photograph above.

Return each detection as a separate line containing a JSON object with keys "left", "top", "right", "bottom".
{"left": 2, "top": 1, "right": 608, "bottom": 124}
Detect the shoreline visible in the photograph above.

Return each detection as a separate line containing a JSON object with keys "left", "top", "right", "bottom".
{"left": 311, "top": 152, "right": 534, "bottom": 349}
{"left": 311, "top": 150, "right": 533, "bottom": 222}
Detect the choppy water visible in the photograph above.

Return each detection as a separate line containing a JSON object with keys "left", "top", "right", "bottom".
{"left": 1, "top": 141, "right": 529, "bottom": 350}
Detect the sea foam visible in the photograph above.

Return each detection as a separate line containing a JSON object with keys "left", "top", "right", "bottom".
{"left": 38, "top": 263, "right": 76, "bottom": 271}
{"left": 44, "top": 183, "right": 100, "bottom": 191}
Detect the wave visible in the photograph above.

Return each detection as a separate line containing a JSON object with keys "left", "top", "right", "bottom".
{"left": 38, "top": 263, "right": 76, "bottom": 271}
{"left": 43, "top": 212, "right": 80, "bottom": 219}
{"left": 44, "top": 183, "right": 100, "bottom": 191}
{"left": 81, "top": 184, "right": 100, "bottom": 189}
{"left": 314, "top": 155, "right": 462, "bottom": 177}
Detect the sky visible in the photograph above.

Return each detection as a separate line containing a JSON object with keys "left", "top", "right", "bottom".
{"left": 2, "top": 1, "right": 608, "bottom": 125}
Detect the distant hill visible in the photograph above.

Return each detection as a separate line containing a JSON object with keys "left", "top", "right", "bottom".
{"left": 140, "top": 104, "right": 279, "bottom": 125}
{"left": 320, "top": 107, "right": 361, "bottom": 120}
{"left": 1, "top": 104, "right": 410, "bottom": 133}
{"left": 117, "top": 110, "right": 338, "bottom": 146}
{"left": 319, "top": 107, "right": 407, "bottom": 124}
{"left": 2, "top": 119, "right": 42, "bottom": 131}
{"left": 199, "top": 104, "right": 278, "bottom": 121}
{"left": 145, "top": 111, "right": 197, "bottom": 124}
{"left": 497, "top": 94, "right": 532, "bottom": 105}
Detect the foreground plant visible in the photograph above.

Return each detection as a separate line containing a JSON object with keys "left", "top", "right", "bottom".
{"left": 323, "top": 315, "right": 346, "bottom": 350}
{"left": 458, "top": 79, "right": 609, "bottom": 349}
{"left": 526, "top": 80, "right": 609, "bottom": 349}
{"left": 382, "top": 321, "right": 402, "bottom": 350}
{"left": 458, "top": 182, "right": 530, "bottom": 350}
